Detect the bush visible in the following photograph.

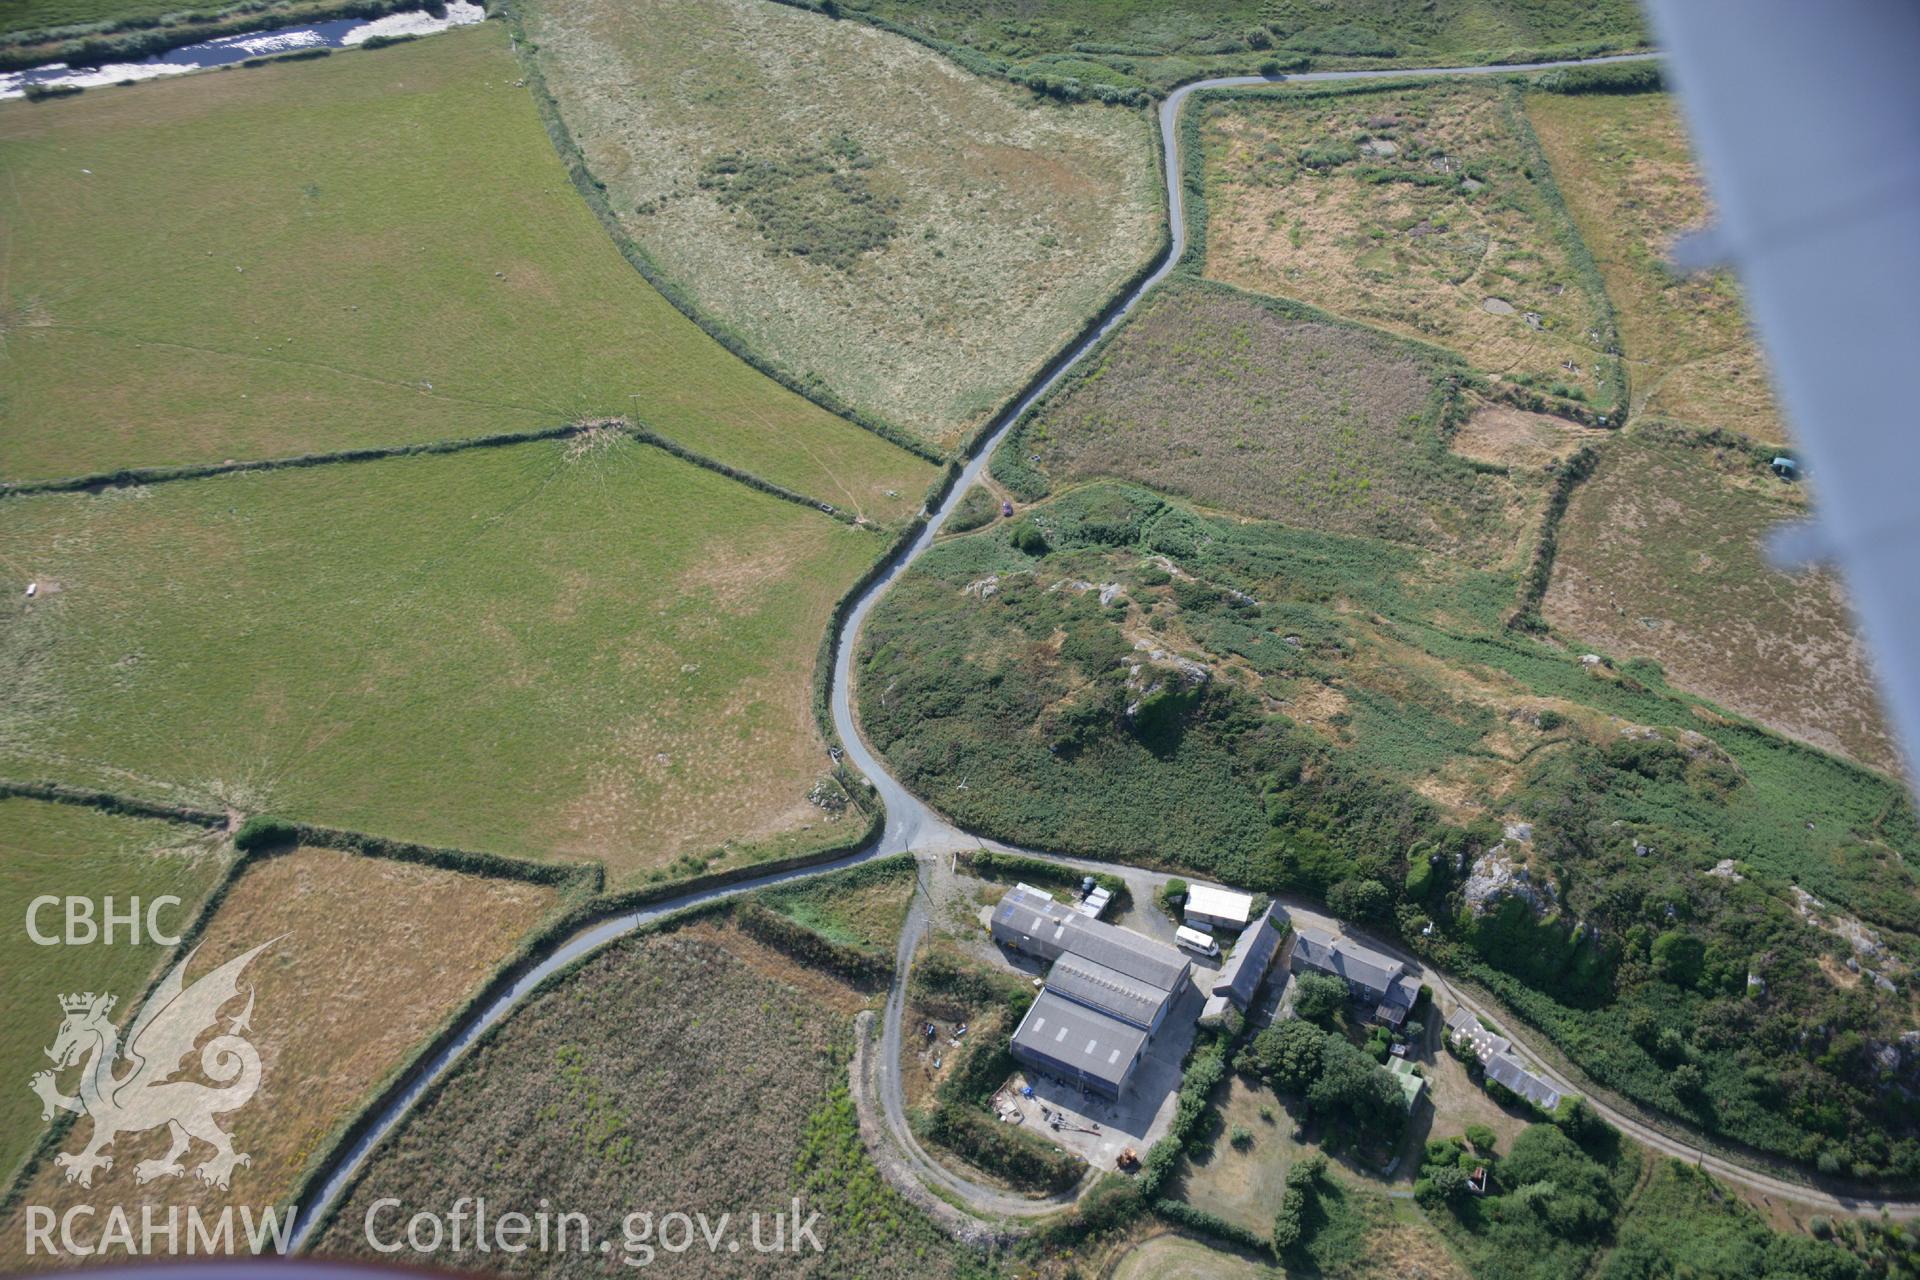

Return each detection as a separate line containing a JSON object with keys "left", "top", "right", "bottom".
{"left": 1293, "top": 972, "right": 1350, "bottom": 1027}
{"left": 1160, "top": 876, "right": 1189, "bottom": 912}
{"left": 233, "top": 815, "right": 298, "bottom": 851}
{"left": 1328, "top": 877, "right": 1391, "bottom": 921}
{"left": 1534, "top": 61, "right": 1663, "bottom": 94}
{"left": 1010, "top": 521, "right": 1050, "bottom": 555}
{"left": 1229, "top": 1125, "right": 1254, "bottom": 1150}
{"left": 1465, "top": 1123, "right": 1498, "bottom": 1153}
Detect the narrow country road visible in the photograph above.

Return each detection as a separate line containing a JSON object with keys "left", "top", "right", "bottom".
{"left": 292, "top": 48, "right": 1920, "bottom": 1249}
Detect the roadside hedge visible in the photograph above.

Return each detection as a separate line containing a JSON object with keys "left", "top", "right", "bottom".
{"left": 736, "top": 900, "right": 892, "bottom": 986}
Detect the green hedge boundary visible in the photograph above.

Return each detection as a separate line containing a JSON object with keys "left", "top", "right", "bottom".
{"left": 497, "top": 0, "right": 943, "bottom": 468}
{"left": 1504, "top": 82, "right": 1628, "bottom": 420}
{"left": 1169, "top": 75, "right": 1629, "bottom": 424}
{"left": 293, "top": 851, "right": 907, "bottom": 1244}
{"left": 0, "top": 422, "right": 589, "bottom": 500}
{"left": 1507, "top": 442, "right": 1602, "bottom": 630}
{"left": 0, "top": 778, "right": 889, "bottom": 1227}
{"left": 0, "top": 784, "right": 602, "bottom": 1220}
{"left": 1, "top": 417, "right": 873, "bottom": 546}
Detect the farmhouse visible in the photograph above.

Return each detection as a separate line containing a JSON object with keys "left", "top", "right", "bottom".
{"left": 1200, "top": 904, "right": 1288, "bottom": 1024}
{"left": 995, "top": 884, "right": 1193, "bottom": 1098}
{"left": 1183, "top": 883, "right": 1256, "bottom": 931}
{"left": 1446, "top": 1007, "right": 1563, "bottom": 1111}
{"left": 1290, "top": 926, "right": 1421, "bottom": 1025}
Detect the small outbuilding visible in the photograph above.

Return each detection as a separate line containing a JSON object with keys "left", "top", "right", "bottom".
{"left": 1183, "top": 883, "right": 1255, "bottom": 931}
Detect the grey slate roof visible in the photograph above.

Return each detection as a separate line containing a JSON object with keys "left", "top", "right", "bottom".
{"left": 1055, "top": 914, "right": 1190, "bottom": 993}
{"left": 1450, "top": 1008, "right": 1559, "bottom": 1109}
{"left": 1484, "top": 1052, "right": 1562, "bottom": 1111}
{"left": 1212, "top": 906, "right": 1285, "bottom": 1010}
{"left": 1011, "top": 988, "right": 1148, "bottom": 1092}
{"left": 992, "top": 884, "right": 1076, "bottom": 939}
{"left": 1047, "top": 952, "right": 1167, "bottom": 1029}
{"left": 1291, "top": 926, "right": 1405, "bottom": 999}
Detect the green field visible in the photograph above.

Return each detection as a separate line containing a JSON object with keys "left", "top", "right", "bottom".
{"left": 1, "top": 436, "right": 881, "bottom": 883}
{"left": 0, "top": 796, "right": 232, "bottom": 1182}
{"left": 841, "top": 0, "right": 1648, "bottom": 93}
{"left": 519, "top": 0, "right": 1162, "bottom": 446}
{"left": 994, "top": 279, "right": 1526, "bottom": 565}
{"left": 1199, "top": 81, "right": 1618, "bottom": 416}
{"left": 0, "top": 24, "right": 932, "bottom": 520}
{"left": 1525, "top": 89, "right": 1783, "bottom": 439}
{"left": 311, "top": 900, "right": 969, "bottom": 1277}
{"left": 0, "top": 0, "right": 228, "bottom": 35}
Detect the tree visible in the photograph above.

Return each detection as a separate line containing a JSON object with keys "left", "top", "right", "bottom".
{"left": 1329, "top": 877, "right": 1391, "bottom": 922}
{"left": 1465, "top": 1123, "right": 1497, "bottom": 1153}
{"left": 1293, "top": 972, "right": 1349, "bottom": 1027}
{"left": 1419, "top": 1164, "right": 1469, "bottom": 1205}
{"left": 1671, "top": 1062, "right": 1706, "bottom": 1098}
{"left": 1010, "top": 521, "right": 1049, "bottom": 555}
{"left": 1652, "top": 930, "right": 1707, "bottom": 988}
{"left": 1241, "top": 1018, "right": 1325, "bottom": 1092}
{"left": 1501, "top": 1124, "right": 1615, "bottom": 1239}
{"left": 1309, "top": 1036, "right": 1405, "bottom": 1140}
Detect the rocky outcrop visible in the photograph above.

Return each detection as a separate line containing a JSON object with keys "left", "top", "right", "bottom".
{"left": 1463, "top": 845, "right": 1555, "bottom": 918}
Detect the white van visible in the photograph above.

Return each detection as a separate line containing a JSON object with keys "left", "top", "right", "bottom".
{"left": 1175, "top": 925, "right": 1220, "bottom": 959}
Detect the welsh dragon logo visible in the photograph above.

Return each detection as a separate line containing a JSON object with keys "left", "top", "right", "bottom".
{"left": 29, "top": 939, "right": 274, "bottom": 1190}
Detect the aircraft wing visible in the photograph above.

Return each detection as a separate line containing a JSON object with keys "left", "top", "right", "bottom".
{"left": 1644, "top": 0, "right": 1920, "bottom": 789}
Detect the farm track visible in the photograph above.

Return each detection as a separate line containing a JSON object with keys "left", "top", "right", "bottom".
{"left": 286, "top": 47, "right": 1920, "bottom": 1247}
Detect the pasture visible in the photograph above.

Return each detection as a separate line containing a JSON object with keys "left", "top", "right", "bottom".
{"left": 0, "top": 796, "right": 231, "bottom": 1182}
{"left": 1525, "top": 89, "right": 1783, "bottom": 439}
{"left": 994, "top": 280, "right": 1527, "bottom": 564}
{"left": 0, "top": 23, "right": 932, "bottom": 520}
{"left": 310, "top": 906, "right": 969, "bottom": 1277}
{"left": 1175, "top": 1075, "right": 1468, "bottom": 1278}
{"left": 0, "top": 844, "right": 558, "bottom": 1263}
{"left": 1544, "top": 427, "right": 1897, "bottom": 774}
{"left": 1200, "top": 82, "right": 1616, "bottom": 415}
{"left": 0, "top": 435, "right": 880, "bottom": 882}
{"left": 840, "top": 0, "right": 1648, "bottom": 93}
{"left": 519, "top": 0, "right": 1161, "bottom": 446}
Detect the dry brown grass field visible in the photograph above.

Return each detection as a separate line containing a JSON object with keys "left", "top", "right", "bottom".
{"left": 0, "top": 846, "right": 558, "bottom": 1266}
{"left": 1545, "top": 427, "right": 1897, "bottom": 774}
{"left": 519, "top": 0, "right": 1162, "bottom": 447}
{"left": 1525, "top": 90, "right": 1783, "bottom": 439}
{"left": 311, "top": 912, "right": 967, "bottom": 1277}
{"left": 1450, "top": 403, "right": 1607, "bottom": 470}
{"left": 1003, "top": 280, "right": 1530, "bottom": 565}
{"left": 1201, "top": 82, "right": 1613, "bottom": 413}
